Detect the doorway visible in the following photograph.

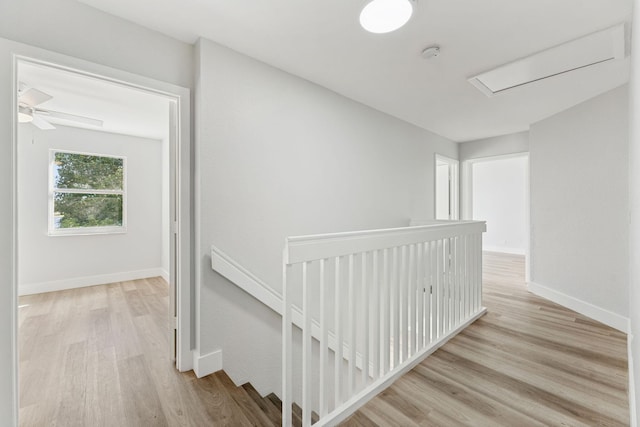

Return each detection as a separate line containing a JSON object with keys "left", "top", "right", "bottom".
{"left": 461, "top": 153, "right": 530, "bottom": 280}
{"left": 12, "top": 54, "right": 192, "bottom": 379}
{"left": 435, "top": 154, "right": 459, "bottom": 220}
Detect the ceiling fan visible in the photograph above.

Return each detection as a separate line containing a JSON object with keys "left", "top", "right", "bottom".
{"left": 17, "top": 84, "right": 104, "bottom": 130}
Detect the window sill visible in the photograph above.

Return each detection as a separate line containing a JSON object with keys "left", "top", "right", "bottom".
{"left": 48, "top": 227, "right": 127, "bottom": 237}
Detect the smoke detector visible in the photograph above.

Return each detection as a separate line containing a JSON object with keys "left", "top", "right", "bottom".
{"left": 421, "top": 46, "right": 440, "bottom": 59}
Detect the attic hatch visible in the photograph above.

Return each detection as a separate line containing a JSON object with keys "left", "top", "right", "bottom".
{"left": 468, "top": 23, "right": 626, "bottom": 97}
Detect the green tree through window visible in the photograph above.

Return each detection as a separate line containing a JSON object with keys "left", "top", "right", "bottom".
{"left": 51, "top": 151, "right": 125, "bottom": 232}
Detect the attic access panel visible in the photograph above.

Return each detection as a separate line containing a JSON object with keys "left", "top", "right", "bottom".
{"left": 468, "top": 24, "right": 626, "bottom": 97}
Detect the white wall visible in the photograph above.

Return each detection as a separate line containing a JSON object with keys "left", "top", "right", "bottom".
{"left": 0, "top": 0, "right": 193, "bottom": 89}
{"left": 0, "top": 3, "right": 193, "bottom": 417}
{"left": 472, "top": 156, "right": 527, "bottom": 254}
{"left": 459, "top": 131, "right": 529, "bottom": 221}
{"left": 195, "top": 38, "right": 458, "bottom": 395}
{"left": 17, "top": 125, "right": 164, "bottom": 294}
{"left": 628, "top": 0, "right": 640, "bottom": 423}
{"left": 529, "top": 84, "right": 629, "bottom": 331}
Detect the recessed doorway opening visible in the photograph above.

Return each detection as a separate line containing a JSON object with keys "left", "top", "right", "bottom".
{"left": 461, "top": 152, "right": 530, "bottom": 281}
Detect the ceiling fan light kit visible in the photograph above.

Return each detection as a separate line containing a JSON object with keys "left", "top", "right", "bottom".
{"left": 360, "top": 0, "right": 414, "bottom": 34}
{"left": 18, "top": 106, "right": 33, "bottom": 123}
{"left": 17, "top": 84, "right": 104, "bottom": 130}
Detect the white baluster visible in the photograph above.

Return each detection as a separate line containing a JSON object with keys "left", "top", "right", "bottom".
{"left": 470, "top": 234, "right": 476, "bottom": 313}
{"left": 448, "top": 238, "right": 453, "bottom": 333}
{"left": 392, "top": 246, "right": 399, "bottom": 369}
{"left": 408, "top": 244, "right": 416, "bottom": 357}
{"left": 473, "top": 233, "right": 479, "bottom": 312}
{"left": 449, "top": 238, "right": 456, "bottom": 330}
{"left": 382, "top": 248, "right": 390, "bottom": 374}
{"left": 282, "top": 260, "right": 292, "bottom": 427}
{"left": 441, "top": 239, "right": 447, "bottom": 334}
{"left": 302, "top": 261, "right": 311, "bottom": 427}
{"left": 454, "top": 236, "right": 460, "bottom": 326}
{"left": 464, "top": 235, "right": 470, "bottom": 318}
{"left": 334, "top": 256, "right": 342, "bottom": 408}
{"left": 348, "top": 254, "right": 356, "bottom": 395}
{"left": 416, "top": 242, "right": 423, "bottom": 352}
{"left": 478, "top": 233, "right": 484, "bottom": 310}
{"left": 361, "top": 252, "right": 369, "bottom": 386}
{"left": 372, "top": 250, "right": 380, "bottom": 379}
{"left": 462, "top": 236, "right": 467, "bottom": 319}
{"left": 425, "top": 241, "right": 432, "bottom": 345}
{"left": 400, "top": 245, "right": 408, "bottom": 363}
{"left": 319, "top": 258, "right": 328, "bottom": 417}
{"left": 436, "top": 239, "right": 446, "bottom": 338}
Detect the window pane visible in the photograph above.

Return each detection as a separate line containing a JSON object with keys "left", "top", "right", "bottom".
{"left": 54, "top": 193, "right": 123, "bottom": 229}
{"left": 54, "top": 152, "right": 123, "bottom": 190}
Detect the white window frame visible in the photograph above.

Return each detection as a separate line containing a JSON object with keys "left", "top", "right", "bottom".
{"left": 48, "top": 149, "right": 127, "bottom": 236}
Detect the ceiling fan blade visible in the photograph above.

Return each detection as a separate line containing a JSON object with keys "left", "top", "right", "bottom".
{"left": 19, "top": 88, "right": 53, "bottom": 108}
{"left": 35, "top": 109, "right": 103, "bottom": 127}
{"left": 31, "top": 115, "right": 56, "bottom": 130}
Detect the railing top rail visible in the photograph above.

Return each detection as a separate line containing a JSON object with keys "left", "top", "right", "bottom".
{"left": 284, "top": 220, "right": 486, "bottom": 265}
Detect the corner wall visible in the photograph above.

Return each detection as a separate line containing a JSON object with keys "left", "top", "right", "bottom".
{"left": 459, "top": 131, "right": 529, "bottom": 161}
{"left": 529, "top": 85, "right": 629, "bottom": 332}
{"left": 194, "top": 38, "right": 458, "bottom": 395}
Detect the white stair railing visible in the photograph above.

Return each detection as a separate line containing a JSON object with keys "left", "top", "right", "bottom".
{"left": 282, "top": 221, "right": 486, "bottom": 426}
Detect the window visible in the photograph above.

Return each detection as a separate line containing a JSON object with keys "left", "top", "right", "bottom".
{"left": 49, "top": 150, "right": 126, "bottom": 235}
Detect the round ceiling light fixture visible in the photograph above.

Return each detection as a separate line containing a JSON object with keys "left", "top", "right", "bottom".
{"left": 359, "top": 0, "right": 414, "bottom": 34}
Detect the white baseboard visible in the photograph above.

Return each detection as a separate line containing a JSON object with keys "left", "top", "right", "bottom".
{"left": 483, "top": 245, "right": 525, "bottom": 255}
{"left": 527, "top": 281, "right": 628, "bottom": 333}
{"left": 629, "top": 325, "right": 637, "bottom": 427}
{"left": 160, "top": 269, "right": 170, "bottom": 283}
{"left": 19, "top": 268, "right": 166, "bottom": 296}
{"left": 193, "top": 349, "right": 223, "bottom": 378}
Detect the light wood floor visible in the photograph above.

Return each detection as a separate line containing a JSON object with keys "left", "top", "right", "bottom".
{"left": 18, "top": 277, "right": 284, "bottom": 427}
{"left": 19, "top": 254, "right": 630, "bottom": 426}
{"left": 343, "top": 253, "right": 630, "bottom": 426}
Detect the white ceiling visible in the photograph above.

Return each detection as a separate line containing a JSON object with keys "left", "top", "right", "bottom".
{"left": 76, "top": 0, "right": 632, "bottom": 142}
{"left": 18, "top": 61, "right": 170, "bottom": 141}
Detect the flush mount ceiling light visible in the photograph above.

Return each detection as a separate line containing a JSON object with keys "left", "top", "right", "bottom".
{"left": 360, "top": 0, "right": 414, "bottom": 34}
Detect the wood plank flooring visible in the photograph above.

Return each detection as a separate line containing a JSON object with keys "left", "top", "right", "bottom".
{"left": 18, "top": 277, "right": 284, "bottom": 427}
{"left": 342, "top": 252, "right": 629, "bottom": 426}
{"left": 19, "top": 253, "right": 630, "bottom": 426}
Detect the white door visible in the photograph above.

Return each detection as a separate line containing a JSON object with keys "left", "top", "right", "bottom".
{"left": 435, "top": 155, "right": 459, "bottom": 220}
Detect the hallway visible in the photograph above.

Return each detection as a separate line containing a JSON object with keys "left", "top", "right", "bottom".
{"left": 17, "top": 254, "right": 629, "bottom": 426}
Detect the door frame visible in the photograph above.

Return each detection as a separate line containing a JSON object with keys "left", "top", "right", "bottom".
{"left": 461, "top": 152, "right": 530, "bottom": 282}
{"left": 434, "top": 154, "right": 459, "bottom": 220}
{"left": 11, "top": 51, "right": 192, "bottom": 377}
